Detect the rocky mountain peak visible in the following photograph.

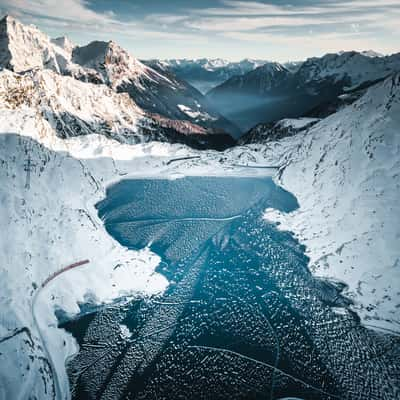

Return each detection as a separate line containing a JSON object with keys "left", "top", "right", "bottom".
{"left": 51, "top": 36, "right": 75, "bottom": 55}
{"left": 0, "top": 14, "right": 71, "bottom": 74}
{"left": 71, "top": 39, "right": 150, "bottom": 87}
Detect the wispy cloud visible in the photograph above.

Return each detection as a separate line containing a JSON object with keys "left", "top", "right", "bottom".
{"left": 200, "top": 0, "right": 400, "bottom": 16}
{"left": 184, "top": 0, "right": 400, "bottom": 32}
{"left": 200, "top": 1, "right": 328, "bottom": 16}
{"left": 0, "top": 0, "right": 398, "bottom": 60}
{"left": 0, "top": 0, "right": 118, "bottom": 26}
{"left": 0, "top": 0, "right": 201, "bottom": 42}
{"left": 145, "top": 0, "right": 400, "bottom": 55}
{"left": 184, "top": 13, "right": 381, "bottom": 32}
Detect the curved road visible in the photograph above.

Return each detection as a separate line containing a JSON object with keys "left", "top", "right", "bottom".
{"left": 31, "top": 260, "right": 90, "bottom": 400}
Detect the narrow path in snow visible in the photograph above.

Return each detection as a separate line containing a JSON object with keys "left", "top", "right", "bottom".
{"left": 31, "top": 259, "right": 90, "bottom": 400}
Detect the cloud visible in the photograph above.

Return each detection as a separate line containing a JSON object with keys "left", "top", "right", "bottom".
{"left": 145, "top": 14, "right": 188, "bottom": 25}
{"left": 184, "top": 0, "right": 400, "bottom": 32}
{"left": 0, "top": 0, "right": 205, "bottom": 43}
{"left": 0, "top": 0, "right": 117, "bottom": 26}
{"left": 201, "top": 0, "right": 400, "bottom": 16}
{"left": 185, "top": 13, "right": 381, "bottom": 32}
{"left": 137, "top": 0, "right": 399, "bottom": 58}
{"left": 0, "top": 0, "right": 398, "bottom": 60}
{"left": 200, "top": 1, "right": 328, "bottom": 16}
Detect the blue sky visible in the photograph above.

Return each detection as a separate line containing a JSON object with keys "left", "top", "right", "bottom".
{"left": 1, "top": 0, "right": 399, "bottom": 61}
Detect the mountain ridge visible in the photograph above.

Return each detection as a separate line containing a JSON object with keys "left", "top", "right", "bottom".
{"left": 0, "top": 15, "right": 240, "bottom": 144}
{"left": 144, "top": 58, "right": 271, "bottom": 94}
{"left": 207, "top": 50, "right": 400, "bottom": 131}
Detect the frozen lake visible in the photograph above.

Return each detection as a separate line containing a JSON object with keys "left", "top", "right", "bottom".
{"left": 63, "top": 177, "right": 399, "bottom": 400}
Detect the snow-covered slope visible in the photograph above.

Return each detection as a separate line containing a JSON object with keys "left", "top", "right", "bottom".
{"left": 234, "top": 74, "right": 400, "bottom": 332}
{"left": 240, "top": 117, "right": 320, "bottom": 144}
{"left": 51, "top": 36, "right": 75, "bottom": 54}
{"left": 0, "top": 69, "right": 148, "bottom": 141}
{"left": 0, "top": 112, "right": 171, "bottom": 400}
{"left": 72, "top": 40, "right": 159, "bottom": 89}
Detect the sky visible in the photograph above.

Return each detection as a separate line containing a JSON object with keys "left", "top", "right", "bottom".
{"left": 0, "top": 0, "right": 399, "bottom": 62}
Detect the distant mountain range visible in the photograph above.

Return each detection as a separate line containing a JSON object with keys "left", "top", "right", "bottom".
{"left": 144, "top": 58, "right": 303, "bottom": 94}
{"left": 206, "top": 51, "right": 400, "bottom": 131}
{"left": 144, "top": 58, "right": 268, "bottom": 94}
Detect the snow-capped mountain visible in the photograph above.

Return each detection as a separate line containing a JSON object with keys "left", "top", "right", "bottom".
{"left": 282, "top": 60, "right": 303, "bottom": 73}
{"left": 0, "top": 68, "right": 236, "bottom": 150}
{"left": 361, "top": 50, "right": 384, "bottom": 58}
{"left": 71, "top": 40, "right": 236, "bottom": 132}
{"left": 207, "top": 50, "right": 400, "bottom": 131}
{"left": 144, "top": 58, "right": 269, "bottom": 94}
{"left": 0, "top": 15, "right": 239, "bottom": 142}
{"left": 210, "top": 62, "right": 291, "bottom": 95}
{"left": 239, "top": 117, "right": 320, "bottom": 144}
{"left": 296, "top": 50, "right": 400, "bottom": 87}
{"left": 51, "top": 36, "right": 75, "bottom": 54}
{"left": 0, "top": 15, "right": 70, "bottom": 73}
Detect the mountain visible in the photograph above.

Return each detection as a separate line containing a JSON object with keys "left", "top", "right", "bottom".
{"left": 239, "top": 117, "right": 320, "bottom": 144}
{"left": 0, "top": 15, "right": 70, "bottom": 73}
{"left": 72, "top": 41, "right": 240, "bottom": 136}
{"left": 0, "top": 68, "right": 236, "bottom": 150}
{"left": 296, "top": 50, "right": 400, "bottom": 87}
{"left": 207, "top": 50, "right": 400, "bottom": 132}
{"left": 1, "top": 13, "right": 400, "bottom": 400}
{"left": 216, "top": 62, "right": 291, "bottom": 94}
{"left": 144, "top": 58, "right": 268, "bottom": 94}
{"left": 207, "top": 62, "right": 291, "bottom": 98}
{"left": 207, "top": 61, "right": 306, "bottom": 131}
{"left": 282, "top": 60, "right": 303, "bottom": 73}
{"left": 0, "top": 15, "right": 239, "bottom": 144}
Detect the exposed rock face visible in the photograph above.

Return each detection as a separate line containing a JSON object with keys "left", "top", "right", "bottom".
{"left": 0, "top": 15, "right": 70, "bottom": 73}
{"left": 239, "top": 118, "right": 320, "bottom": 144}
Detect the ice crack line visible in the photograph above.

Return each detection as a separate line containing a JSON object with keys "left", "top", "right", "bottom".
{"left": 187, "top": 345, "right": 341, "bottom": 400}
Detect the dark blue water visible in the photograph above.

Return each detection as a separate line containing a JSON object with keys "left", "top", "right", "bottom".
{"left": 64, "top": 177, "right": 400, "bottom": 400}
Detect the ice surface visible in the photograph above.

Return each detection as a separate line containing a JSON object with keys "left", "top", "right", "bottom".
{"left": 66, "top": 177, "right": 400, "bottom": 399}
